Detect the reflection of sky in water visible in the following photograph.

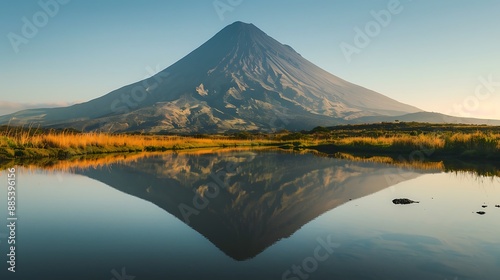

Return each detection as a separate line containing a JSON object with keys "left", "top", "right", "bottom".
{"left": 298, "top": 173, "right": 500, "bottom": 279}
{"left": 0, "top": 158, "right": 499, "bottom": 280}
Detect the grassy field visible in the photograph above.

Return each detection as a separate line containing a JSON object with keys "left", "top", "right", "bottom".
{"left": 2, "top": 122, "right": 500, "bottom": 161}
{"left": 0, "top": 126, "right": 282, "bottom": 159}
{"left": 299, "top": 122, "right": 500, "bottom": 160}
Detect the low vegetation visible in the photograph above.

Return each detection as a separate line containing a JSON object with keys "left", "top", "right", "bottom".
{"left": 2, "top": 122, "right": 500, "bottom": 161}
{"left": 0, "top": 126, "right": 278, "bottom": 159}
{"left": 301, "top": 123, "right": 500, "bottom": 160}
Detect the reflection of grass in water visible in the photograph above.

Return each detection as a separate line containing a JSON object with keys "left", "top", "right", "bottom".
{"left": 332, "top": 152, "right": 445, "bottom": 171}
{"left": 2, "top": 147, "right": 498, "bottom": 178}
{"left": 442, "top": 160, "right": 500, "bottom": 178}
{"left": 331, "top": 152, "right": 500, "bottom": 177}
{"left": 0, "top": 153, "right": 145, "bottom": 173}
{"left": 0, "top": 147, "right": 275, "bottom": 173}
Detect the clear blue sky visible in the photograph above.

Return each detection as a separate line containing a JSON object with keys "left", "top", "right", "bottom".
{"left": 1, "top": 0, "right": 499, "bottom": 119}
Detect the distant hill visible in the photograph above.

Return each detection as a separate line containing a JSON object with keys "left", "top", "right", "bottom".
{"left": 349, "top": 112, "right": 500, "bottom": 126}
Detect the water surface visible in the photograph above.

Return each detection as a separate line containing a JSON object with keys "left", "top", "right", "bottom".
{"left": 1, "top": 151, "right": 499, "bottom": 280}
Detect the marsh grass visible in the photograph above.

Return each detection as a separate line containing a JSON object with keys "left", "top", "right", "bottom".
{"left": 322, "top": 131, "right": 500, "bottom": 158}
{"left": 0, "top": 126, "right": 277, "bottom": 159}
{"left": 2, "top": 123, "right": 500, "bottom": 160}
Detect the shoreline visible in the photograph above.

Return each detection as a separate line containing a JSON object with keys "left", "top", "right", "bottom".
{"left": 2, "top": 145, "right": 499, "bottom": 178}
{"left": 3, "top": 140, "right": 499, "bottom": 162}
{"left": 2, "top": 122, "right": 500, "bottom": 162}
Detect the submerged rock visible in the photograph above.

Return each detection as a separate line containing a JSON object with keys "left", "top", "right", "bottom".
{"left": 392, "top": 198, "right": 419, "bottom": 205}
{"left": 496, "top": 205, "right": 500, "bottom": 208}
{"left": 482, "top": 205, "right": 488, "bottom": 208}
{"left": 476, "top": 211, "right": 486, "bottom": 215}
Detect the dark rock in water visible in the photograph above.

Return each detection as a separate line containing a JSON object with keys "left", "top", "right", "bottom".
{"left": 496, "top": 205, "right": 500, "bottom": 208}
{"left": 476, "top": 211, "right": 486, "bottom": 215}
{"left": 392, "top": 198, "right": 419, "bottom": 205}
{"left": 482, "top": 205, "right": 487, "bottom": 208}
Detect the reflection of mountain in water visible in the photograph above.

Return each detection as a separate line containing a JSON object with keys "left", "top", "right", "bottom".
{"left": 77, "top": 151, "right": 434, "bottom": 260}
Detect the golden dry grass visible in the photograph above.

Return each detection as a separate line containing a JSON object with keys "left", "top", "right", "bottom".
{"left": 334, "top": 134, "right": 445, "bottom": 149}
{"left": 2, "top": 125, "right": 500, "bottom": 160}
{"left": 333, "top": 132, "right": 500, "bottom": 152}
{"left": 1, "top": 129, "right": 274, "bottom": 150}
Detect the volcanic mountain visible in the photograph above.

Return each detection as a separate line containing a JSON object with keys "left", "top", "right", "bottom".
{"left": 1, "top": 22, "right": 428, "bottom": 132}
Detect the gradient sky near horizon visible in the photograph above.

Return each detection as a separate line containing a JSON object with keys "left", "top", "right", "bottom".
{"left": 1, "top": 0, "right": 500, "bottom": 119}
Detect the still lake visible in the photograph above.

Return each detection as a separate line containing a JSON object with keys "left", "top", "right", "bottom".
{"left": 1, "top": 150, "right": 500, "bottom": 280}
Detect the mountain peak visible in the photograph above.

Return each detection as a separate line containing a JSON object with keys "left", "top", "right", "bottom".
{"left": 0, "top": 22, "right": 425, "bottom": 133}
{"left": 229, "top": 21, "right": 254, "bottom": 27}
{"left": 217, "top": 21, "right": 266, "bottom": 39}
{"left": 226, "top": 21, "right": 259, "bottom": 31}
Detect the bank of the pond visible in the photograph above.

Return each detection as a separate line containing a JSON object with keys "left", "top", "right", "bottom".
{"left": 2, "top": 123, "right": 500, "bottom": 161}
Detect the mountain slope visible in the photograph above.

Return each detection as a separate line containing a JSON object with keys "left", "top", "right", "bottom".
{"left": 1, "top": 22, "right": 425, "bottom": 132}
